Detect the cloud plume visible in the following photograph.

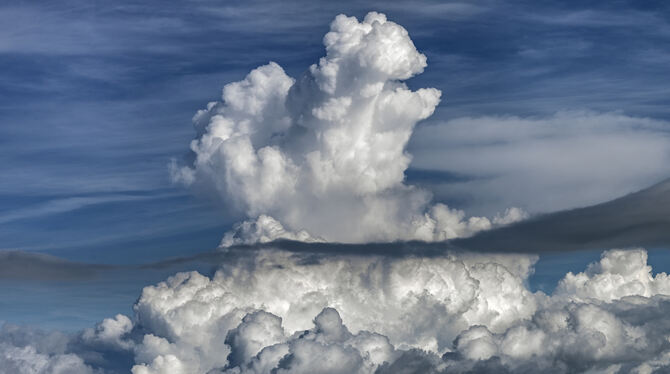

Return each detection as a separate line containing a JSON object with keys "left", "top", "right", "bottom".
{"left": 171, "top": 12, "right": 523, "bottom": 245}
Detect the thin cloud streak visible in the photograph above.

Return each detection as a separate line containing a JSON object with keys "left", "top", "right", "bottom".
{"left": 0, "top": 193, "right": 177, "bottom": 225}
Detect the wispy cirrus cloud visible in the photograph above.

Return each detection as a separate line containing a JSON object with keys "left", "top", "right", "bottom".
{"left": 0, "top": 194, "right": 169, "bottom": 225}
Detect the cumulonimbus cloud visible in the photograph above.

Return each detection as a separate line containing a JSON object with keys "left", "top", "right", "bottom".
{"left": 170, "top": 12, "right": 524, "bottom": 245}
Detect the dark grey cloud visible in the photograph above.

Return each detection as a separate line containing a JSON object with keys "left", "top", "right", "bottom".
{"left": 453, "top": 178, "right": 670, "bottom": 253}
{"left": 0, "top": 251, "right": 115, "bottom": 281}
{"left": 7, "top": 176, "right": 668, "bottom": 284}
{"left": 0, "top": 251, "right": 112, "bottom": 281}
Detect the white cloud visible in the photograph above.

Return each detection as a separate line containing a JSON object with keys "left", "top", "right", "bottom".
{"left": 220, "top": 215, "right": 323, "bottom": 247}
{"left": 122, "top": 247, "right": 670, "bottom": 373}
{"left": 172, "top": 12, "right": 523, "bottom": 245}
{"left": 3, "top": 247, "right": 670, "bottom": 373}
{"left": 81, "top": 314, "right": 134, "bottom": 351}
{"left": 0, "top": 325, "right": 94, "bottom": 374}
{"left": 0, "top": 195, "right": 159, "bottom": 225}
{"left": 132, "top": 250, "right": 537, "bottom": 357}
{"left": 554, "top": 249, "right": 670, "bottom": 302}
{"left": 0, "top": 344, "right": 92, "bottom": 374}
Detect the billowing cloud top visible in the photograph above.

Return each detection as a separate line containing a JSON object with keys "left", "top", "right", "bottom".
{"left": 172, "top": 12, "right": 522, "bottom": 245}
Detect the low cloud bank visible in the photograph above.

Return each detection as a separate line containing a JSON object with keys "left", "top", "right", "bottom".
{"left": 4, "top": 248, "right": 670, "bottom": 373}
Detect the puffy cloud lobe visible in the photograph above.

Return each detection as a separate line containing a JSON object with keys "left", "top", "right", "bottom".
{"left": 172, "top": 12, "right": 522, "bottom": 245}
{"left": 438, "top": 250, "right": 670, "bottom": 373}
{"left": 220, "top": 215, "right": 322, "bottom": 247}
{"left": 0, "top": 325, "right": 94, "bottom": 374}
{"left": 219, "top": 308, "right": 396, "bottom": 374}
{"left": 225, "top": 310, "right": 286, "bottom": 367}
{"left": 0, "top": 344, "right": 92, "bottom": 374}
{"left": 124, "top": 249, "right": 536, "bottom": 372}
{"left": 133, "top": 250, "right": 536, "bottom": 354}
{"left": 445, "top": 299, "right": 670, "bottom": 373}
{"left": 8, "top": 11, "right": 670, "bottom": 374}
{"left": 555, "top": 249, "right": 670, "bottom": 302}
{"left": 81, "top": 314, "right": 134, "bottom": 351}
{"left": 130, "top": 271, "right": 236, "bottom": 374}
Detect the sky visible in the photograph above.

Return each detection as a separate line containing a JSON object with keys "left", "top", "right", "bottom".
{"left": 1, "top": 1, "right": 670, "bottom": 373}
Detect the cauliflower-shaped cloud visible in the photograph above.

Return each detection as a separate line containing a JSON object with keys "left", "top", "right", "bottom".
{"left": 172, "top": 12, "right": 523, "bottom": 245}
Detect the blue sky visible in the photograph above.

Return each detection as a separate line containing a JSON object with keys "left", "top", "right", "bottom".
{"left": 1, "top": 0, "right": 670, "bottom": 330}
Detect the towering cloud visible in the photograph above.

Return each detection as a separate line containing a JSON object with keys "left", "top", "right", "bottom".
{"left": 171, "top": 12, "right": 522, "bottom": 245}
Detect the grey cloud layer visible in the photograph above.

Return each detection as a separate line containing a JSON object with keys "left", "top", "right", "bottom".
{"left": 0, "top": 251, "right": 112, "bottom": 281}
